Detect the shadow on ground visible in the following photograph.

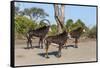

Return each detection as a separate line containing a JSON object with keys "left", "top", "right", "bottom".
{"left": 22, "top": 44, "right": 76, "bottom": 50}
{"left": 38, "top": 51, "right": 59, "bottom": 58}
{"left": 63, "top": 45, "right": 76, "bottom": 49}
{"left": 22, "top": 45, "right": 41, "bottom": 49}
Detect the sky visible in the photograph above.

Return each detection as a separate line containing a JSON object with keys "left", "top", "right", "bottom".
{"left": 15, "top": 2, "right": 97, "bottom": 28}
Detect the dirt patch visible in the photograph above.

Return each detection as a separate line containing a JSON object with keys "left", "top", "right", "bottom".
{"left": 15, "top": 38, "right": 97, "bottom": 66}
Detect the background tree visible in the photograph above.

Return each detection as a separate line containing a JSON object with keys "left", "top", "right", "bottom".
{"left": 14, "top": 6, "right": 49, "bottom": 39}
{"left": 66, "top": 19, "right": 73, "bottom": 32}
{"left": 15, "top": 6, "right": 19, "bottom": 15}
{"left": 32, "top": 8, "right": 49, "bottom": 20}
{"left": 15, "top": 16, "right": 38, "bottom": 39}
{"left": 75, "top": 19, "right": 85, "bottom": 27}
{"left": 87, "top": 25, "right": 96, "bottom": 38}
{"left": 14, "top": 3, "right": 21, "bottom": 16}
{"left": 39, "top": 21, "right": 47, "bottom": 28}
{"left": 20, "top": 7, "right": 49, "bottom": 21}
{"left": 50, "top": 24, "right": 57, "bottom": 35}
{"left": 67, "top": 19, "right": 87, "bottom": 31}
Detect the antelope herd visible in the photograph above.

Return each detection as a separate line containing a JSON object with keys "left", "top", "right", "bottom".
{"left": 26, "top": 19, "right": 85, "bottom": 58}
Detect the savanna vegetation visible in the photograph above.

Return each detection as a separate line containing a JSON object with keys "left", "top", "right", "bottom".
{"left": 14, "top": 5, "right": 97, "bottom": 39}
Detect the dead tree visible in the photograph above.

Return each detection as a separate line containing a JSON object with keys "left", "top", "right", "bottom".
{"left": 54, "top": 4, "right": 65, "bottom": 33}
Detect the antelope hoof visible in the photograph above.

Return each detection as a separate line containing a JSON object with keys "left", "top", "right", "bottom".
{"left": 57, "top": 55, "right": 61, "bottom": 58}
{"left": 27, "top": 47, "right": 30, "bottom": 49}
{"left": 31, "top": 47, "right": 34, "bottom": 49}
{"left": 45, "top": 56, "right": 49, "bottom": 59}
{"left": 40, "top": 47, "right": 43, "bottom": 49}
{"left": 56, "top": 54, "right": 61, "bottom": 58}
{"left": 65, "top": 47, "right": 68, "bottom": 49}
{"left": 74, "top": 45, "right": 78, "bottom": 48}
{"left": 40, "top": 46, "right": 43, "bottom": 49}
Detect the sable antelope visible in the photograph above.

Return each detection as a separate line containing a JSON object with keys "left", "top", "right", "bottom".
{"left": 67, "top": 27, "right": 86, "bottom": 48}
{"left": 26, "top": 19, "right": 51, "bottom": 49}
{"left": 44, "top": 31, "right": 68, "bottom": 58}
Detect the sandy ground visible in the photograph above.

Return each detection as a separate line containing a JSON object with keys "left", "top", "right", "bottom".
{"left": 15, "top": 38, "right": 97, "bottom": 66}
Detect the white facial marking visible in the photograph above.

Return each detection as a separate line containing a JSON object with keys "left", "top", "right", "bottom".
{"left": 49, "top": 28, "right": 52, "bottom": 32}
{"left": 68, "top": 33, "right": 71, "bottom": 39}
{"left": 83, "top": 29, "right": 86, "bottom": 32}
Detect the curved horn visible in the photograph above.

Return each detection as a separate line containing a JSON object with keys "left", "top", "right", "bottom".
{"left": 40, "top": 19, "right": 51, "bottom": 26}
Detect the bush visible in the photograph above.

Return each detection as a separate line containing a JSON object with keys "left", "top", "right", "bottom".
{"left": 48, "top": 24, "right": 57, "bottom": 35}
{"left": 87, "top": 26, "right": 96, "bottom": 38}
{"left": 15, "top": 16, "right": 38, "bottom": 39}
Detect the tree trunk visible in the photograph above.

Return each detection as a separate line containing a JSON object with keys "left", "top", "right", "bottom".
{"left": 61, "top": 5, "right": 65, "bottom": 27}
{"left": 54, "top": 4, "right": 65, "bottom": 33}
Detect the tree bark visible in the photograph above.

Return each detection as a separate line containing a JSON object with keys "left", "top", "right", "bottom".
{"left": 54, "top": 4, "right": 65, "bottom": 33}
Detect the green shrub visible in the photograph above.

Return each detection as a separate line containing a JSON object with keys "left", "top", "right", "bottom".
{"left": 15, "top": 16, "right": 38, "bottom": 39}
{"left": 87, "top": 26, "right": 96, "bottom": 38}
